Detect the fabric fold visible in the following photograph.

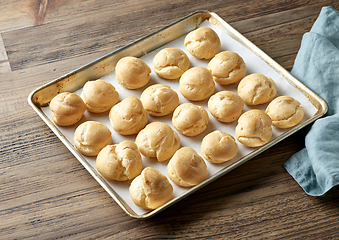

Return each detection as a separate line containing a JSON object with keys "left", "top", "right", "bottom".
{"left": 283, "top": 6, "right": 339, "bottom": 196}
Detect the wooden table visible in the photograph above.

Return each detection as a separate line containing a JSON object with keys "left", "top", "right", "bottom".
{"left": 1, "top": 0, "right": 339, "bottom": 239}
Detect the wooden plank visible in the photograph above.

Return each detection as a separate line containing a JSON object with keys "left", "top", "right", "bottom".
{"left": 2, "top": 0, "right": 335, "bottom": 71}
{"left": 0, "top": 0, "right": 34, "bottom": 33}
{"left": 0, "top": 34, "right": 11, "bottom": 73}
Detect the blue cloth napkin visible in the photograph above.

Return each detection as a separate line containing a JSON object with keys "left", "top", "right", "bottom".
{"left": 283, "top": 6, "right": 339, "bottom": 196}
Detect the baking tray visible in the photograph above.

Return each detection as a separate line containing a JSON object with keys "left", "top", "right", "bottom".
{"left": 28, "top": 10, "right": 327, "bottom": 219}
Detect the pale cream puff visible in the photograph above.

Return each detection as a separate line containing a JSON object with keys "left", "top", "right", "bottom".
{"left": 265, "top": 96, "right": 305, "bottom": 128}
{"left": 184, "top": 27, "right": 221, "bottom": 59}
{"left": 81, "top": 79, "right": 119, "bottom": 113}
{"left": 208, "top": 51, "right": 247, "bottom": 85}
{"left": 201, "top": 130, "right": 238, "bottom": 163}
{"left": 109, "top": 96, "right": 148, "bottom": 135}
{"left": 129, "top": 167, "right": 173, "bottom": 209}
{"left": 179, "top": 67, "right": 215, "bottom": 101}
{"left": 96, "top": 141, "right": 143, "bottom": 181}
{"left": 237, "top": 73, "right": 277, "bottom": 105}
{"left": 235, "top": 110, "right": 272, "bottom": 147}
{"left": 167, "top": 147, "right": 208, "bottom": 187}
{"left": 140, "top": 84, "right": 179, "bottom": 116}
{"left": 115, "top": 56, "right": 151, "bottom": 89}
{"left": 50, "top": 92, "right": 86, "bottom": 126}
{"left": 74, "top": 121, "right": 112, "bottom": 156}
{"left": 172, "top": 103, "right": 209, "bottom": 137}
{"left": 135, "top": 122, "right": 180, "bottom": 162}
{"left": 208, "top": 91, "right": 244, "bottom": 123}
{"left": 153, "top": 48, "right": 190, "bottom": 79}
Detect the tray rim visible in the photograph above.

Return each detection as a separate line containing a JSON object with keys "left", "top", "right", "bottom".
{"left": 28, "top": 9, "right": 328, "bottom": 219}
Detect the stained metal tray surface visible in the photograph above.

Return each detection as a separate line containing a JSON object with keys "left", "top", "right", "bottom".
{"left": 28, "top": 10, "right": 327, "bottom": 219}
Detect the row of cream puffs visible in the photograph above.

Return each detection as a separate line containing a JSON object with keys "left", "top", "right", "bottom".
{"left": 48, "top": 26, "right": 305, "bottom": 211}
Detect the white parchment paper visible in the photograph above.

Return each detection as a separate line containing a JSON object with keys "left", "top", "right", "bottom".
{"left": 42, "top": 20, "right": 317, "bottom": 216}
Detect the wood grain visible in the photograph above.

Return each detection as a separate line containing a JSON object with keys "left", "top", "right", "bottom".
{"left": 1, "top": 0, "right": 339, "bottom": 239}
{"left": 0, "top": 34, "right": 11, "bottom": 73}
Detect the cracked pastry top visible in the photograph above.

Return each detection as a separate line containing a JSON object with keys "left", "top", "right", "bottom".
{"left": 207, "top": 51, "right": 247, "bottom": 85}
{"left": 184, "top": 26, "right": 221, "bottom": 59}
{"left": 81, "top": 79, "right": 119, "bottom": 113}
{"left": 50, "top": 92, "right": 86, "bottom": 126}
{"left": 135, "top": 122, "right": 180, "bottom": 162}
{"left": 266, "top": 96, "right": 305, "bottom": 128}
{"left": 237, "top": 73, "right": 277, "bottom": 105}
{"left": 235, "top": 109, "right": 272, "bottom": 147}
{"left": 109, "top": 96, "right": 148, "bottom": 135}
{"left": 208, "top": 90, "right": 244, "bottom": 123}
{"left": 115, "top": 56, "right": 151, "bottom": 89}
{"left": 129, "top": 167, "right": 173, "bottom": 210}
{"left": 179, "top": 67, "right": 215, "bottom": 101}
{"left": 153, "top": 48, "right": 190, "bottom": 79}
{"left": 201, "top": 130, "right": 238, "bottom": 163}
{"left": 74, "top": 121, "right": 112, "bottom": 156}
{"left": 96, "top": 140, "right": 142, "bottom": 181}
{"left": 140, "top": 84, "right": 179, "bottom": 116}
{"left": 167, "top": 147, "right": 208, "bottom": 187}
{"left": 172, "top": 103, "right": 209, "bottom": 137}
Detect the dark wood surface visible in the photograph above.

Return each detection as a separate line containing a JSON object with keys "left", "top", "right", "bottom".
{"left": 1, "top": 0, "right": 339, "bottom": 239}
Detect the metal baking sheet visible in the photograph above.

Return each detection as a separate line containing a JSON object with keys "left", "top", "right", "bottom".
{"left": 28, "top": 10, "right": 327, "bottom": 219}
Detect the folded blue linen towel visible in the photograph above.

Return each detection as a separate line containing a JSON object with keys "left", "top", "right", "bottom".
{"left": 283, "top": 6, "right": 339, "bottom": 196}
